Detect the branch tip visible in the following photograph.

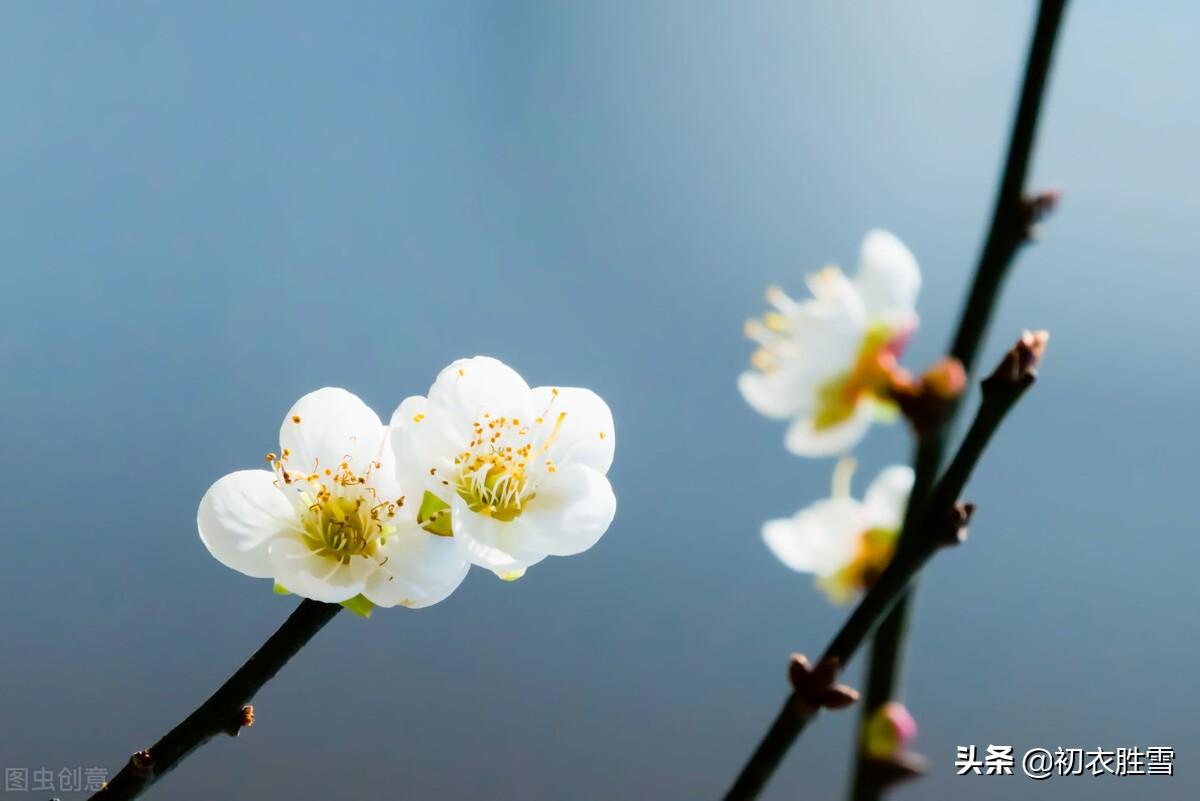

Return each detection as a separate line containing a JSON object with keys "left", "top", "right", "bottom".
{"left": 984, "top": 330, "right": 1048, "bottom": 393}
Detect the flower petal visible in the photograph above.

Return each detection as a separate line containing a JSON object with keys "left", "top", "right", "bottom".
{"left": 740, "top": 268, "right": 866, "bottom": 421}
{"left": 763, "top": 497, "right": 866, "bottom": 577}
{"left": 362, "top": 523, "right": 470, "bottom": 609}
{"left": 267, "top": 537, "right": 367, "bottom": 603}
{"left": 389, "top": 395, "right": 428, "bottom": 430}
{"left": 450, "top": 500, "right": 547, "bottom": 573}
{"left": 784, "top": 400, "right": 875, "bottom": 457}
{"left": 389, "top": 394, "right": 459, "bottom": 502}
{"left": 854, "top": 230, "right": 920, "bottom": 325}
{"left": 279, "top": 387, "right": 385, "bottom": 476}
{"left": 862, "top": 465, "right": 915, "bottom": 530}
{"left": 530, "top": 386, "right": 615, "bottom": 474}
{"left": 737, "top": 369, "right": 812, "bottom": 419}
{"left": 425, "top": 356, "right": 535, "bottom": 433}
{"left": 197, "top": 469, "right": 295, "bottom": 579}
{"left": 519, "top": 464, "right": 616, "bottom": 557}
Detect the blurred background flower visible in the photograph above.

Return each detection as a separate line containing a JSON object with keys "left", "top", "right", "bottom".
{"left": 738, "top": 230, "right": 920, "bottom": 456}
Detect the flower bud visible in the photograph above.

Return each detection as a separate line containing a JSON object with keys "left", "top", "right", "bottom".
{"left": 863, "top": 702, "right": 917, "bottom": 759}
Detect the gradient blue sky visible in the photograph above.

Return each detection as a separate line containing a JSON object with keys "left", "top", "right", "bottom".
{"left": 2, "top": 2, "right": 1197, "bottom": 799}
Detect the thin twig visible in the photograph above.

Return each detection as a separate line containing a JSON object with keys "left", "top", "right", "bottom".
{"left": 723, "top": 333, "right": 1048, "bottom": 801}
{"left": 848, "top": 2, "right": 1068, "bottom": 798}
{"left": 90, "top": 599, "right": 342, "bottom": 801}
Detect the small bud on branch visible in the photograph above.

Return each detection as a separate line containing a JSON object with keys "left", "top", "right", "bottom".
{"left": 1022, "top": 188, "right": 1062, "bottom": 240}
{"left": 983, "top": 329, "right": 1048, "bottom": 393}
{"left": 223, "top": 705, "right": 255, "bottom": 737}
{"left": 788, "top": 654, "right": 859, "bottom": 712}
{"left": 937, "top": 502, "right": 975, "bottom": 548}
{"left": 889, "top": 357, "right": 967, "bottom": 435}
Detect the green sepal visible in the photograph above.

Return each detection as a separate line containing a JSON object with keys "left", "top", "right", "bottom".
{"left": 273, "top": 582, "right": 291, "bottom": 595}
{"left": 417, "top": 490, "right": 454, "bottom": 537}
{"left": 340, "top": 594, "right": 375, "bottom": 618}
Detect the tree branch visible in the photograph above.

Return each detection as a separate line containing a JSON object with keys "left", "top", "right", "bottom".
{"left": 90, "top": 599, "right": 342, "bottom": 801}
{"left": 848, "top": 1, "right": 1068, "bottom": 798}
{"left": 723, "top": 333, "right": 1048, "bottom": 801}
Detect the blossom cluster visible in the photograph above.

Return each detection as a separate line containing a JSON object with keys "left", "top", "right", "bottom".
{"left": 198, "top": 357, "right": 616, "bottom": 612}
{"left": 740, "top": 231, "right": 920, "bottom": 603}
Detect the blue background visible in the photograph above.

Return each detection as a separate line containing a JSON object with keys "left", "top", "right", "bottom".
{"left": 1, "top": 1, "right": 1195, "bottom": 798}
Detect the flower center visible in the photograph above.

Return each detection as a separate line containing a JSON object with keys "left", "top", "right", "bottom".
{"left": 266, "top": 451, "right": 401, "bottom": 563}
{"left": 819, "top": 527, "right": 897, "bottom": 603}
{"left": 444, "top": 407, "right": 568, "bottom": 523}
{"left": 455, "top": 451, "right": 533, "bottom": 522}
{"left": 299, "top": 491, "right": 390, "bottom": 562}
{"left": 812, "top": 323, "right": 907, "bottom": 431}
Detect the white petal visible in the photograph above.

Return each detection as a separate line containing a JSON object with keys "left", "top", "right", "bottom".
{"left": 389, "top": 395, "right": 428, "bottom": 429}
{"left": 389, "top": 394, "right": 460, "bottom": 502}
{"left": 762, "top": 498, "right": 866, "bottom": 577}
{"left": 854, "top": 230, "right": 920, "bottom": 325}
{"left": 862, "top": 465, "right": 915, "bottom": 530}
{"left": 740, "top": 270, "right": 866, "bottom": 422}
{"left": 197, "top": 470, "right": 295, "bottom": 579}
{"left": 362, "top": 524, "right": 470, "bottom": 609}
{"left": 267, "top": 537, "right": 367, "bottom": 603}
{"left": 788, "top": 271, "right": 869, "bottom": 375}
{"left": 803, "top": 267, "right": 869, "bottom": 336}
{"left": 279, "top": 388, "right": 385, "bottom": 476}
{"left": 784, "top": 400, "right": 875, "bottom": 457}
{"left": 529, "top": 386, "right": 615, "bottom": 474}
{"left": 450, "top": 499, "right": 547, "bottom": 572}
{"left": 520, "top": 464, "right": 616, "bottom": 557}
{"left": 425, "top": 356, "right": 535, "bottom": 433}
{"left": 738, "top": 369, "right": 811, "bottom": 419}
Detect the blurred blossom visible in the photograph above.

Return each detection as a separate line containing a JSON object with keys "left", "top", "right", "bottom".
{"left": 739, "top": 231, "right": 921, "bottom": 456}
{"left": 763, "top": 460, "right": 913, "bottom": 603}
{"left": 198, "top": 388, "right": 469, "bottom": 611}
{"left": 392, "top": 356, "right": 616, "bottom": 580}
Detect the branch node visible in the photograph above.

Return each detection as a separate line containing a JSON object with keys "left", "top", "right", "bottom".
{"left": 938, "top": 501, "right": 975, "bottom": 547}
{"left": 787, "top": 654, "right": 859, "bottom": 712}
{"left": 889, "top": 357, "right": 966, "bottom": 435}
{"left": 127, "top": 750, "right": 154, "bottom": 777}
{"left": 224, "top": 705, "right": 256, "bottom": 737}
{"left": 1022, "top": 187, "right": 1062, "bottom": 240}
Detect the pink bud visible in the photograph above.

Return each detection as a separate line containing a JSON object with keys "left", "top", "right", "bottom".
{"left": 863, "top": 702, "right": 918, "bottom": 759}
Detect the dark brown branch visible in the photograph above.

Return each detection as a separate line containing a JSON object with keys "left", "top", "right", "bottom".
{"left": 723, "top": 334, "right": 1047, "bottom": 801}
{"left": 949, "top": 0, "right": 1068, "bottom": 373}
{"left": 90, "top": 600, "right": 341, "bottom": 801}
{"left": 848, "top": 2, "right": 1069, "bottom": 798}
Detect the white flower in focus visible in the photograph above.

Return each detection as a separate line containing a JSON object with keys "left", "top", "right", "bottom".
{"left": 198, "top": 388, "right": 470, "bottom": 609}
{"left": 763, "top": 461, "right": 913, "bottom": 603}
{"left": 392, "top": 356, "right": 616, "bottom": 580}
{"left": 739, "top": 230, "right": 921, "bottom": 456}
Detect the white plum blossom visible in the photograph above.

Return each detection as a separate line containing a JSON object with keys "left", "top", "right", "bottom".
{"left": 739, "top": 230, "right": 921, "bottom": 457}
{"left": 763, "top": 462, "right": 913, "bottom": 603}
{"left": 392, "top": 356, "right": 616, "bottom": 580}
{"left": 198, "top": 388, "right": 470, "bottom": 609}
